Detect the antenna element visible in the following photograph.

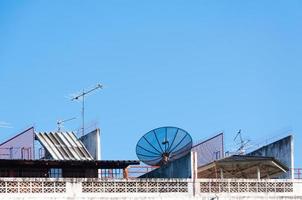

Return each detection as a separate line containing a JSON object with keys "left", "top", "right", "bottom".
{"left": 234, "top": 129, "right": 250, "bottom": 155}
{"left": 71, "top": 84, "right": 103, "bottom": 136}
{"left": 57, "top": 117, "right": 76, "bottom": 132}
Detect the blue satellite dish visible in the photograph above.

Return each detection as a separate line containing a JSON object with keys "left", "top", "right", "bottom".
{"left": 136, "top": 127, "right": 193, "bottom": 166}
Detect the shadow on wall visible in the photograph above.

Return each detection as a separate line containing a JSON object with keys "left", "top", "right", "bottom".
{"left": 79, "top": 128, "right": 101, "bottom": 160}
{"left": 139, "top": 153, "right": 191, "bottom": 178}
{"left": 247, "top": 135, "right": 294, "bottom": 179}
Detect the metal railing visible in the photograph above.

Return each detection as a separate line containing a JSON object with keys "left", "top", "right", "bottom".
{"left": 97, "top": 166, "right": 302, "bottom": 180}
{"left": 95, "top": 165, "right": 159, "bottom": 179}
{"left": 294, "top": 168, "right": 302, "bottom": 179}
{"left": 127, "top": 165, "right": 159, "bottom": 178}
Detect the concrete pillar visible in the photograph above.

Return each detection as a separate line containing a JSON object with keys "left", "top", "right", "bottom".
{"left": 191, "top": 151, "right": 198, "bottom": 179}
{"left": 220, "top": 168, "right": 224, "bottom": 179}
{"left": 190, "top": 151, "right": 198, "bottom": 196}
{"left": 257, "top": 166, "right": 261, "bottom": 180}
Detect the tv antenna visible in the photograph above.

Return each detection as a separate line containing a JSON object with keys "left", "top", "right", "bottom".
{"left": 71, "top": 83, "right": 103, "bottom": 136}
{"left": 234, "top": 129, "right": 250, "bottom": 155}
{"left": 57, "top": 117, "right": 76, "bottom": 132}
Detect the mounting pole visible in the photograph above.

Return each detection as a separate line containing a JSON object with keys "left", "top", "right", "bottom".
{"left": 234, "top": 129, "right": 250, "bottom": 155}
{"left": 71, "top": 84, "right": 103, "bottom": 136}
{"left": 82, "top": 88, "right": 85, "bottom": 137}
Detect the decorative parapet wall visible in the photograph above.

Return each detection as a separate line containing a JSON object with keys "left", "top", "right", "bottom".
{"left": 198, "top": 179, "right": 294, "bottom": 193}
{"left": 0, "top": 178, "right": 301, "bottom": 199}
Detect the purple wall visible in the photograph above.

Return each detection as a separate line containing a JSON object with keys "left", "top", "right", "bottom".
{"left": 192, "top": 133, "right": 224, "bottom": 167}
{"left": 0, "top": 127, "right": 34, "bottom": 159}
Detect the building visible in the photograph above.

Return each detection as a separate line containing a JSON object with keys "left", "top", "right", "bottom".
{"left": 0, "top": 127, "right": 301, "bottom": 200}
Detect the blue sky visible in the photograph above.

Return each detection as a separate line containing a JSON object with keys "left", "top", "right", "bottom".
{"left": 0, "top": 1, "right": 301, "bottom": 165}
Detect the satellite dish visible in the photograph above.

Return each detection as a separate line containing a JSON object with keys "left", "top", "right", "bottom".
{"left": 136, "top": 126, "right": 193, "bottom": 166}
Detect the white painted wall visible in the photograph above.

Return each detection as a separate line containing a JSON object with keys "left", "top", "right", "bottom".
{"left": 0, "top": 178, "right": 301, "bottom": 200}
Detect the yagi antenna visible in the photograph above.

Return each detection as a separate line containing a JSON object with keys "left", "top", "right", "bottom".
{"left": 57, "top": 117, "right": 76, "bottom": 132}
{"left": 234, "top": 129, "right": 250, "bottom": 155}
{"left": 234, "top": 129, "right": 243, "bottom": 143}
{"left": 71, "top": 84, "right": 103, "bottom": 136}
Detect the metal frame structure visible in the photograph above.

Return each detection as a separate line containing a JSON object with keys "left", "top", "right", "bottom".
{"left": 197, "top": 155, "right": 288, "bottom": 179}
{"left": 0, "top": 159, "right": 139, "bottom": 178}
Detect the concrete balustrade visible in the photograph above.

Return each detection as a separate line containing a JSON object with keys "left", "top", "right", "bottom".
{"left": 0, "top": 178, "right": 301, "bottom": 199}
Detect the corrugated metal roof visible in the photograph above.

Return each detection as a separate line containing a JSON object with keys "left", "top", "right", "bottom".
{"left": 197, "top": 155, "right": 288, "bottom": 179}
{"left": 35, "top": 132, "right": 93, "bottom": 160}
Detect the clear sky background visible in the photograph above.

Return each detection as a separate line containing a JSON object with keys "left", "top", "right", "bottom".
{"left": 0, "top": 1, "right": 301, "bottom": 165}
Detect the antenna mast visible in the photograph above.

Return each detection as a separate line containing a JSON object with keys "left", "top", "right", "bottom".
{"left": 234, "top": 129, "right": 250, "bottom": 155}
{"left": 57, "top": 117, "right": 76, "bottom": 132}
{"left": 71, "top": 84, "right": 103, "bottom": 136}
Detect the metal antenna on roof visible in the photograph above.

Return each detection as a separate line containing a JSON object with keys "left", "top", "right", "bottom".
{"left": 234, "top": 129, "right": 250, "bottom": 155}
{"left": 71, "top": 84, "right": 103, "bottom": 136}
{"left": 57, "top": 117, "right": 76, "bottom": 132}
{"left": 234, "top": 129, "right": 243, "bottom": 143}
